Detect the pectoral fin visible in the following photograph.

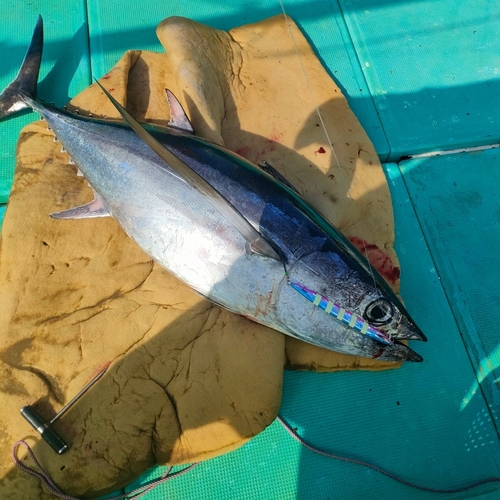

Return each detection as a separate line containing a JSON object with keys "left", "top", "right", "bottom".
{"left": 96, "top": 80, "right": 281, "bottom": 262}
{"left": 50, "top": 195, "right": 110, "bottom": 219}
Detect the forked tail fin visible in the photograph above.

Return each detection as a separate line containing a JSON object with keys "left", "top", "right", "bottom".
{"left": 0, "top": 15, "right": 43, "bottom": 120}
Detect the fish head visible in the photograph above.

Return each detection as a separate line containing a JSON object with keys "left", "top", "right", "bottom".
{"left": 276, "top": 250, "right": 425, "bottom": 361}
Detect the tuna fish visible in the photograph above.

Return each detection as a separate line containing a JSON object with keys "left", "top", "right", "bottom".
{"left": 0, "top": 16, "right": 426, "bottom": 362}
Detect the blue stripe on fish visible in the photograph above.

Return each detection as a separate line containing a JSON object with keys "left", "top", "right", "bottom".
{"left": 290, "top": 281, "right": 393, "bottom": 346}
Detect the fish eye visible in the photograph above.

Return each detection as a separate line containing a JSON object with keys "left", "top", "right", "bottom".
{"left": 364, "top": 298, "right": 394, "bottom": 326}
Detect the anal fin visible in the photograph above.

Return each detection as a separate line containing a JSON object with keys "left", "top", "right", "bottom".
{"left": 50, "top": 195, "right": 110, "bottom": 219}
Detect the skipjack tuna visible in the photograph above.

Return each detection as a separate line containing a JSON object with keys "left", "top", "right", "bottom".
{"left": 0, "top": 17, "right": 426, "bottom": 362}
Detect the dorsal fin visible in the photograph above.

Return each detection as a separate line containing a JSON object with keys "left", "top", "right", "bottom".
{"left": 165, "top": 89, "right": 194, "bottom": 133}
{"left": 95, "top": 80, "right": 282, "bottom": 262}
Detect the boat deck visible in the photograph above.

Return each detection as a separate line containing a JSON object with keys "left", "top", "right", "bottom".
{"left": 1, "top": 1, "right": 499, "bottom": 498}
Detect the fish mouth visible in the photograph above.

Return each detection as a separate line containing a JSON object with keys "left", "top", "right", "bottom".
{"left": 376, "top": 340, "right": 423, "bottom": 363}
{"left": 399, "top": 343, "right": 424, "bottom": 362}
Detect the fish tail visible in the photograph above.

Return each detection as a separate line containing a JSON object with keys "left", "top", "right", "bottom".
{"left": 0, "top": 15, "right": 43, "bottom": 119}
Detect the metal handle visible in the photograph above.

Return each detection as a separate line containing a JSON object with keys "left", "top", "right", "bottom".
{"left": 20, "top": 405, "right": 68, "bottom": 454}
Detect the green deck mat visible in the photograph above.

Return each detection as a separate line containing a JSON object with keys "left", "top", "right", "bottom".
{"left": 1, "top": 1, "right": 500, "bottom": 499}
{"left": 339, "top": 0, "right": 500, "bottom": 160}
{"left": 401, "top": 149, "right": 500, "bottom": 431}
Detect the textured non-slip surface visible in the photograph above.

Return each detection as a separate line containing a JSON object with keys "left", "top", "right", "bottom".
{"left": 1, "top": 1, "right": 499, "bottom": 499}
{"left": 401, "top": 150, "right": 500, "bottom": 434}
{"left": 340, "top": 0, "right": 500, "bottom": 159}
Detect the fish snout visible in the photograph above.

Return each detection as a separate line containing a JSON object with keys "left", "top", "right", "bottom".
{"left": 393, "top": 314, "right": 428, "bottom": 342}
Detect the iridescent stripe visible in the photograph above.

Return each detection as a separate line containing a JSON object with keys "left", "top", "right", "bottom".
{"left": 289, "top": 281, "right": 392, "bottom": 345}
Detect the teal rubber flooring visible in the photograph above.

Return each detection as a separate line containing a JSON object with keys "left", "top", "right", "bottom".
{"left": 1, "top": 1, "right": 500, "bottom": 499}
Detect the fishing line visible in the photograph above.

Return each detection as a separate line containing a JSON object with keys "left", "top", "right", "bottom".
{"left": 276, "top": 415, "right": 500, "bottom": 494}
{"left": 277, "top": 0, "right": 353, "bottom": 200}
{"left": 362, "top": 238, "right": 377, "bottom": 289}
{"left": 13, "top": 421, "right": 500, "bottom": 497}
{"left": 11, "top": 440, "right": 199, "bottom": 500}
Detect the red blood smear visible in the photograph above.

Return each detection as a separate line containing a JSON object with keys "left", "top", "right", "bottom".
{"left": 315, "top": 147, "right": 326, "bottom": 154}
{"left": 236, "top": 142, "right": 278, "bottom": 162}
{"left": 349, "top": 236, "right": 401, "bottom": 285}
{"left": 269, "top": 129, "right": 283, "bottom": 143}
{"left": 235, "top": 146, "right": 252, "bottom": 158}
{"left": 258, "top": 140, "right": 277, "bottom": 158}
